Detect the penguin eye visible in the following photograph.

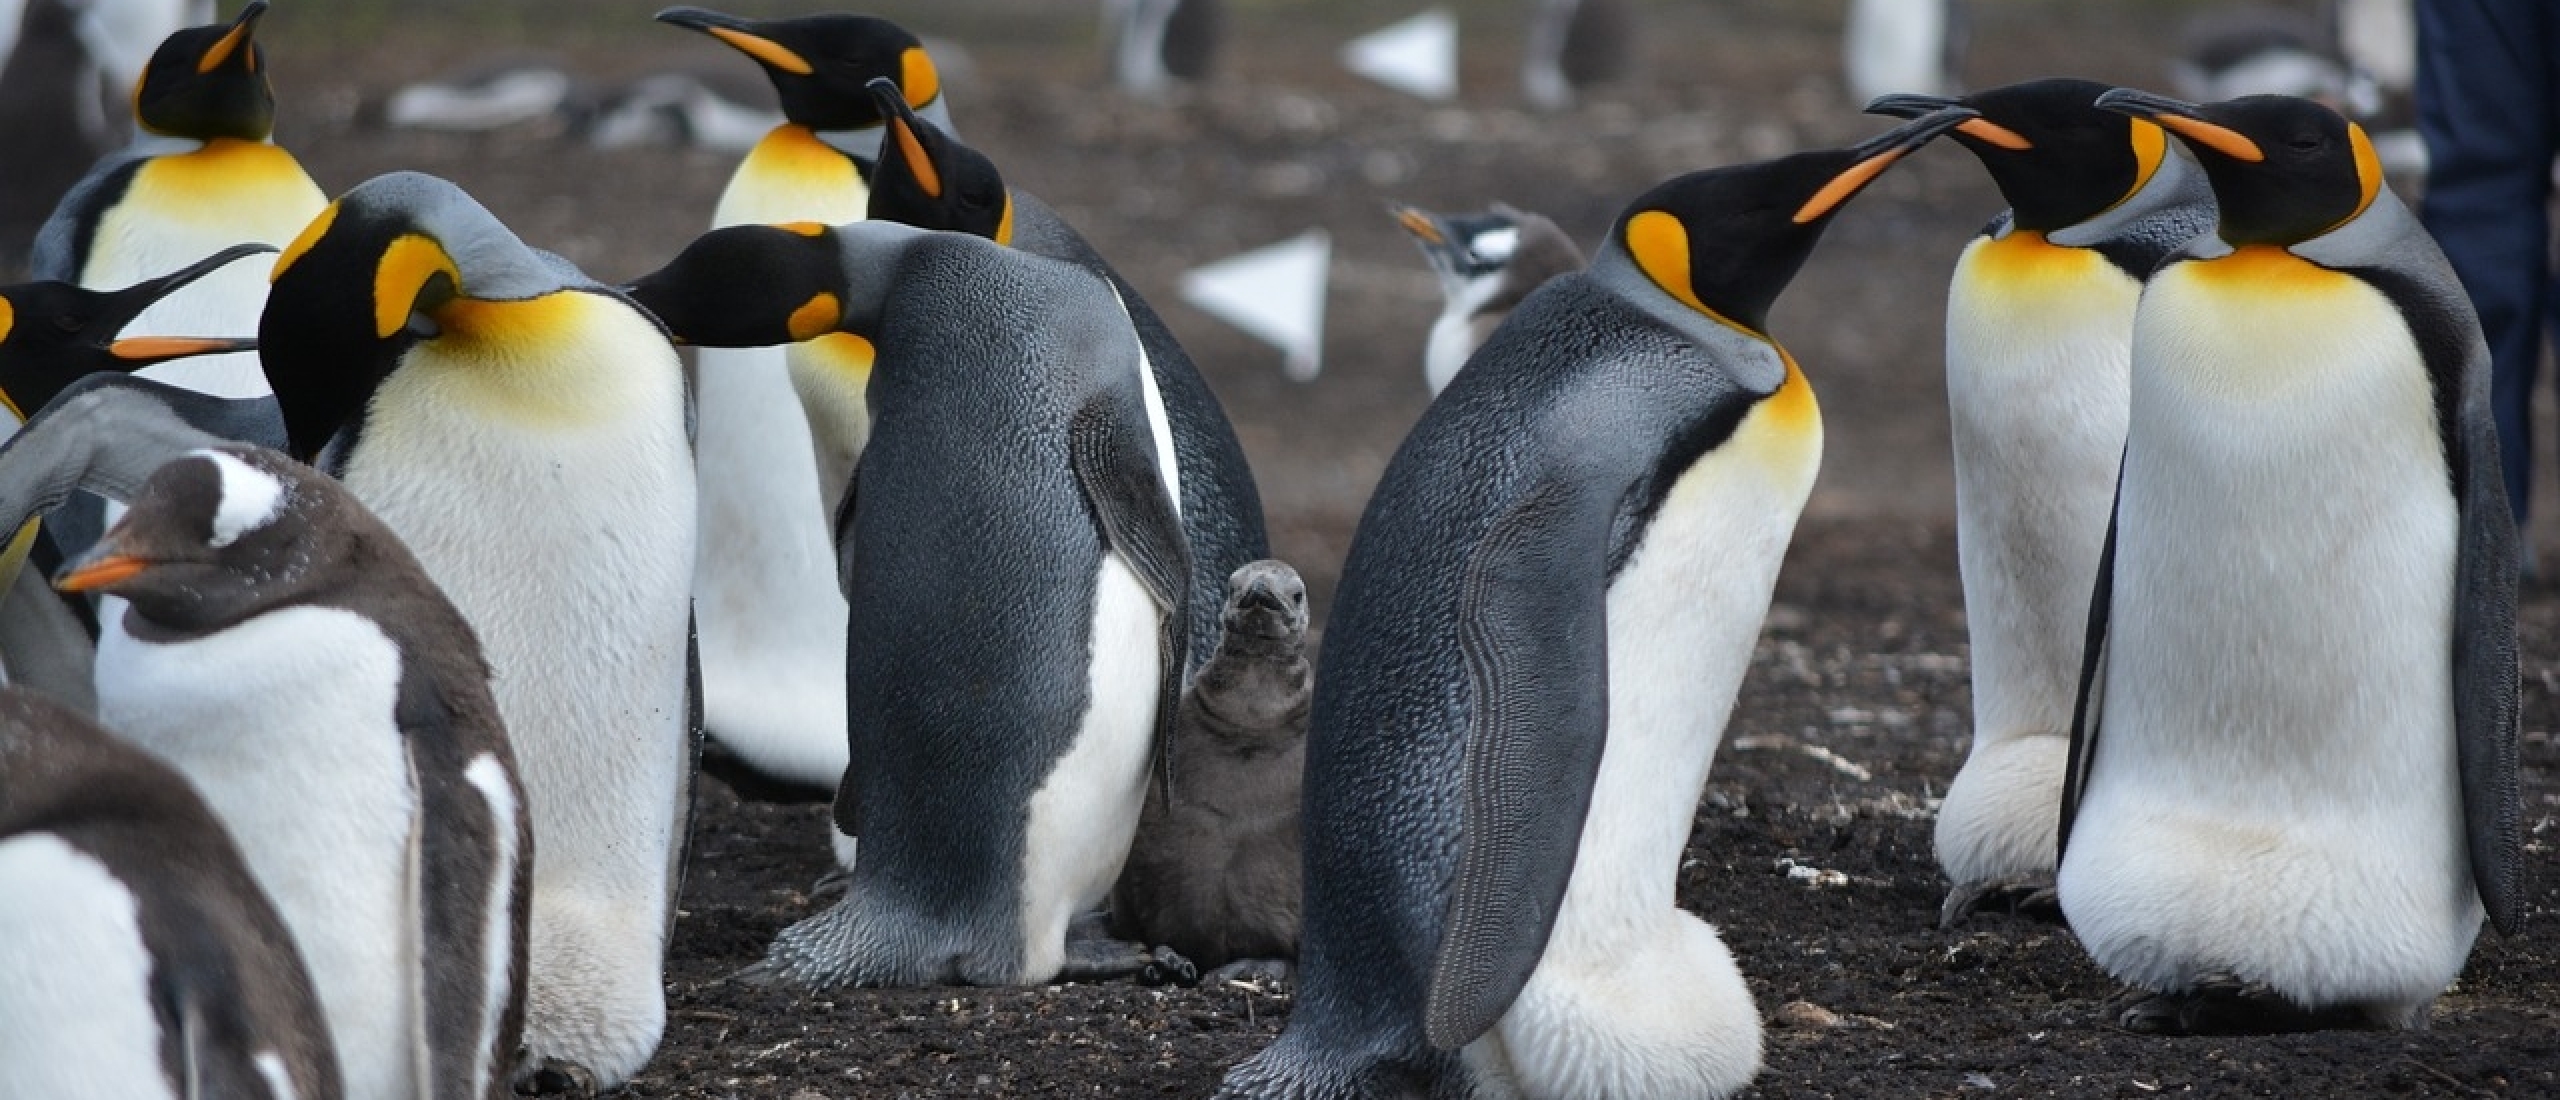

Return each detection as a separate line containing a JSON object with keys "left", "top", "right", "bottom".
{"left": 2286, "top": 134, "right": 2324, "bottom": 153}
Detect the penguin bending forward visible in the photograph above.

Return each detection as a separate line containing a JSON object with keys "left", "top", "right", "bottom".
{"left": 262, "top": 172, "right": 698, "bottom": 1089}
{"left": 2060, "top": 90, "right": 2520, "bottom": 1034}
{"left": 0, "top": 686, "right": 342, "bottom": 1100}
{"left": 656, "top": 6, "right": 953, "bottom": 797}
{"left": 628, "top": 218, "right": 1189, "bottom": 988}
{"left": 1866, "top": 78, "right": 2217, "bottom": 926}
{"left": 1214, "top": 107, "right": 1979, "bottom": 1100}
{"left": 1390, "top": 202, "right": 1586, "bottom": 396}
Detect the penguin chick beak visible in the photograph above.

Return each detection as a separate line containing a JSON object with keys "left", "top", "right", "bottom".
{"left": 1391, "top": 204, "right": 1448, "bottom": 247}
{"left": 655, "top": 6, "right": 814, "bottom": 76}
{"left": 1796, "top": 105, "right": 1980, "bottom": 224}
{"left": 2096, "top": 88, "right": 2264, "bottom": 163}
{"left": 866, "top": 77, "right": 942, "bottom": 200}
{"left": 54, "top": 545, "right": 150, "bottom": 594}
{"left": 197, "top": 0, "right": 268, "bottom": 73}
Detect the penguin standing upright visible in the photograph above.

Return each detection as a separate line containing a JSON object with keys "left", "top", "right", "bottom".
{"left": 627, "top": 218, "right": 1189, "bottom": 989}
{"left": 32, "top": 1, "right": 322, "bottom": 401}
{"left": 0, "top": 686, "right": 341, "bottom": 1100}
{"left": 2059, "top": 90, "right": 2519, "bottom": 1034}
{"left": 1390, "top": 202, "right": 1586, "bottom": 396}
{"left": 1865, "top": 78, "right": 2217, "bottom": 926}
{"left": 57, "top": 443, "right": 530, "bottom": 1100}
{"left": 655, "top": 7, "right": 950, "bottom": 796}
{"left": 1103, "top": 0, "right": 1221, "bottom": 95}
{"left": 1214, "top": 109, "right": 1978, "bottom": 1100}
{"left": 261, "top": 172, "right": 697, "bottom": 1089}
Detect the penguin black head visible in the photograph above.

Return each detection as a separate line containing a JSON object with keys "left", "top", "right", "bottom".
{"left": 862, "top": 78, "right": 1015, "bottom": 244}
{"left": 134, "top": 1, "right": 277, "bottom": 141}
{"left": 2095, "top": 89, "right": 2380, "bottom": 247}
{"left": 1611, "top": 105, "right": 1977, "bottom": 335}
{"left": 625, "top": 223, "right": 856, "bottom": 349}
{"left": 1867, "top": 78, "right": 2169, "bottom": 233}
{"left": 655, "top": 7, "right": 942, "bottom": 133}
{"left": 55, "top": 446, "right": 351, "bottom": 633}
{"left": 0, "top": 245, "right": 270, "bottom": 422}
{"left": 1392, "top": 205, "right": 1525, "bottom": 281}
{"left": 261, "top": 171, "right": 607, "bottom": 464}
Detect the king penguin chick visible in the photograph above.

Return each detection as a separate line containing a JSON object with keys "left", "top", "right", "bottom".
{"left": 1866, "top": 78, "right": 2217, "bottom": 927}
{"left": 655, "top": 7, "right": 952, "bottom": 800}
{"left": 2059, "top": 90, "right": 2519, "bottom": 1035}
{"left": 0, "top": 686, "right": 342, "bottom": 1100}
{"left": 261, "top": 171, "right": 697, "bottom": 1091}
{"left": 1113, "top": 559, "right": 1310, "bottom": 983}
{"left": 32, "top": 1, "right": 323, "bottom": 402}
{"left": 58, "top": 444, "right": 530, "bottom": 1100}
{"left": 627, "top": 217, "right": 1190, "bottom": 990}
{"left": 1390, "top": 202, "right": 1586, "bottom": 396}
{"left": 1213, "top": 107, "right": 1979, "bottom": 1100}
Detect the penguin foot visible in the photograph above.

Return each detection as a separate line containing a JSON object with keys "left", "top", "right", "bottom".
{"left": 1938, "top": 874, "right": 2063, "bottom": 928}
{"left": 512, "top": 1059, "right": 597, "bottom": 1098}
{"left": 1203, "top": 957, "right": 1295, "bottom": 990}
{"left": 2110, "top": 973, "right": 2380, "bottom": 1036}
{"left": 1058, "top": 936, "right": 1199, "bottom": 986}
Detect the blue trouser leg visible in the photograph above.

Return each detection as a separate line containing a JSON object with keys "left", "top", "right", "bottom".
{"left": 2416, "top": 0, "right": 2558, "bottom": 525}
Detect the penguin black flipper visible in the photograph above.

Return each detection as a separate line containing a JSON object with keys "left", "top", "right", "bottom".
{"left": 2056, "top": 474, "right": 2119, "bottom": 862}
{"left": 1068, "top": 398, "right": 1193, "bottom": 794}
{"left": 1423, "top": 478, "right": 1613, "bottom": 1052}
{"left": 9, "top": 375, "right": 284, "bottom": 561}
{"left": 398, "top": 677, "right": 531, "bottom": 1098}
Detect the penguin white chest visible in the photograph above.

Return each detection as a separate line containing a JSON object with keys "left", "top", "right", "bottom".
{"left": 0, "top": 834, "right": 180, "bottom": 1100}
{"left": 2061, "top": 248, "right": 2479, "bottom": 1006}
{"left": 1425, "top": 273, "right": 1506, "bottom": 396}
{"left": 95, "top": 605, "right": 421, "bottom": 1100}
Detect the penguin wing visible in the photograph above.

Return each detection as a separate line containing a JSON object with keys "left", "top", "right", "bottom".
{"left": 27, "top": 152, "right": 146, "bottom": 282}
{"left": 1067, "top": 398, "right": 1192, "bottom": 794}
{"left": 399, "top": 717, "right": 528, "bottom": 1100}
{"left": 2055, "top": 479, "right": 2119, "bottom": 861}
{"left": 1423, "top": 476, "right": 1613, "bottom": 1052}
{"left": 2, "top": 375, "right": 284, "bottom": 563}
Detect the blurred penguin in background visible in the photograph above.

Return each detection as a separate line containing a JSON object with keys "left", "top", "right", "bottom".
{"left": 0, "top": 0, "right": 213, "bottom": 271}
{"left": 1104, "top": 0, "right": 1219, "bottom": 96}
{"left": 1522, "top": 0, "right": 1633, "bottom": 111}
{"left": 1844, "top": 0, "right": 1965, "bottom": 104}
{"left": 1391, "top": 202, "right": 1586, "bottom": 396}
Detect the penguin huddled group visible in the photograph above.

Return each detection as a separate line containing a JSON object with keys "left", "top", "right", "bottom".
{"left": 0, "top": 5, "right": 2523, "bottom": 1100}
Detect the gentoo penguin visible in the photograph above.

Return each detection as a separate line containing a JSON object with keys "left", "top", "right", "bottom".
{"left": 626, "top": 217, "right": 1190, "bottom": 988}
{"left": 1843, "top": 0, "right": 1965, "bottom": 104}
{"left": 261, "top": 172, "right": 697, "bottom": 1089}
{"left": 1103, "top": 0, "right": 1220, "bottom": 96}
{"left": 1865, "top": 79, "right": 2218, "bottom": 927}
{"left": 1214, "top": 107, "right": 1978, "bottom": 1100}
{"left": 2059, "top": 90, "right": 2519, "bottom": 1034}
{"left": 0, "top": 686, "right": 341, "bottom": 1100}
{"left": 656, "top": 6, "right": 950, "bottom": 796}
{"left": 1520, "top": 0, "right": 1632, "bottom": 111}
{"left": 32, "top": 0, "right": 324, "bottom": 401}
{"left": 58, "top": 443, "right": 530, "bottom": 1099}
{"left": 1390, "top": 202, "right": 1586, "bottom": 396}
{"left": 861, "top": 79, "right": 1269, "bottom": 679}
{"left": 1113, "top": 559, "right": 1309, "bottom": 983}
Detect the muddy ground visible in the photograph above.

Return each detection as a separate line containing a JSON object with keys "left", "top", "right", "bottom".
{"left": 21, "top": 0, "right": 2560, "bottom": 1095}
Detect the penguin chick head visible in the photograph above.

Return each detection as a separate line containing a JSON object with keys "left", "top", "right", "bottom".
{"left": 134, "top": 0, "right": 276, "bottom": 141}
{"left": 1867, "top": 78, "right": 2170, "bottom": 233}
{"left": 55, "top": 446, "right": 351, "bottom": 632}
{"left": 1392, "top": 204, "right": 1524, "bottom": 284}
{"left": 624, "top": 223, "right": 858, "bottom": 350}
{"left": 1611, "top": 105, "right": 1976, "bottom": 335}
{"left": 655, "top": 7, "right": 942, "bottom": 133}
{"left": 0, "top": 245, "right": 270, "bottom": 422}
{"left": 862, "top": 78, "right": 1015, "bottom": 244}
{"left": 1219, "top": 559, "right": 1308, "bottom": 656}
{"left": 2096, "top": 89, "right": 2380, "bottom": 247}
{"left": 262, "top": 171, "right": 606, "bottom": 464}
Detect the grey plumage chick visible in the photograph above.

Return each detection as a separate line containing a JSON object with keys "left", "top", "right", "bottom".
{"left": 1113, "top": 560, "right": 1309, "bottom": 979}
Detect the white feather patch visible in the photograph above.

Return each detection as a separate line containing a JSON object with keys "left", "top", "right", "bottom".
{"left": 195, "top": 450, "right": 286, "bottom": 549}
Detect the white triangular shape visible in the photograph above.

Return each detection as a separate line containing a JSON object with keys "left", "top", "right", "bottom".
{"left": 1180, "top": 230, "right": 1331, "bottom": 382}
{"left": 1342, "top": 9, "right": 1457, "bottom": 102}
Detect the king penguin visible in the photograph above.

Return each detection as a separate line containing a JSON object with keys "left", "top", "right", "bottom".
{"left": 57, "top": 442, "right": 530, "bottom": 1100}
{"left": 1865, "top": 78, "right": 2218, "bottom": 926}
{"left": 655, "top": 6, "right": 951, "bottom": 797}
{"left": 0, "top": 686, "right": 341, "bottom": 1100}
{"left": 32, "top": 1, "right": 323, "bottom": 402}
{"left": 1390, "top": 202, "right": 1586, "bottom": 396}
{"left": 626, "top": 217, "right": 1190, "bottom": 989}
{"left": 261, "top": 171, "right": 697, "bottom": 1089}
{"left": 2059, "top": 90, "right": 2519, "bottom": 1034}
{"left": 1213, "top": 107, "right": 1978, "bottom": 1100}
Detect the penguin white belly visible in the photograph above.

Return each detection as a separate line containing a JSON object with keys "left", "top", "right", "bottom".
{"left": 80, "top": 140, "right": 326, "bottom": 399}
{"left": 1473, "top": 364, "right": 1820, "bottom": 1100}
{"left": 1016, "top": 552, "right": 1162, "bottom": 983}
{"left": 1425, "top": 306, "right": 1475, "bottom": 396}
{"left": 2060, "top": 252, "right": 2480, "bottom": 1008}
{"left": 341, "top": 296, "right": 694, "bottom": 1086}
{"left": 0, "top": 834, "right": 180, "bottom": 1100}
{"left": 95, "top": 606, "right": 420, "bottom": 1100}
{"left": 1936, "top": 233, "right": 2136, "bottom": 886}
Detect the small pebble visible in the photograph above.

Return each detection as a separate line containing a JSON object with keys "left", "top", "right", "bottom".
{"left": 1775, "top": 1000, "right": 1842, "bottom": 1029}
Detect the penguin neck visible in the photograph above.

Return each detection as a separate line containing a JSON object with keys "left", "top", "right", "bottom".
{"left": 716, "top": 125, "right": 869, "bottom": 227}
{"left": 2048, "top": 141, "right": 2207, "bottom": 252}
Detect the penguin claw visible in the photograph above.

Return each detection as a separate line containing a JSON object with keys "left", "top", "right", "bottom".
{"left": 512, "top": 1059, "right": 597, "bottom": 1098}
{"left": 1204, "top": 957, "right": 1295, "bottom": 990}
{"left": 1938, "top": 875, "right": 2065, "bottom": 928}
{"left": 1143, "top": 946, "right": 1200, "bottom": 987}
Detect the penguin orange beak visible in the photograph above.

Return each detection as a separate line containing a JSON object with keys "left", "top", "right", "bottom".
{"left": 1796, "top": 105, "right": 1980, "bottom": 224}
{"left": 1391, "top": 205, "right": 1447, "bottom": 246}
{"left": 656, "top": 7, "right": 814, "bottom": 76}
{"left": 54, "top": 551, "right": 150, "bottom": 593}
{"left": 2095, "top": 88, "right": 2264, "bottom": 163}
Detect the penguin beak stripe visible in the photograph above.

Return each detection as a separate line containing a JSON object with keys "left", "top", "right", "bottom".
{"left": 273, "top": 202, "right": 342, "bottom": 284}
{"left": 1956, "top": 118, "right": 2033, "bottom": 151}
{"left": 55, "top": 553, "right": 149, "bottom": 593}
{"left": 1794, "top": 148, "right": 1907, "bottom": 224}
{"left": 891, "top": 117, "right": 942, "bottom": 200}
{"left": 374, "top": 235, "right": 463, "bottom": 341}
{"left": 706, "top": 26, "right": 813, "bottom": 76}
{"left": 197, "top": 8, "right": 260, "bottom": 74}
{"left": 2153, "top": 114, "right": 2264, "bottom": 163}
{"left": 1394, "top": 208, "right": 1445, "bottom": 245}
{"left": 109, "top": 336, "right": 257, "bottom": 362}
{"left": 787, "top": 292, "right": 842, "bottom": 343}
{"left": 901, "top": 47, "right": 940, "bottom": 109}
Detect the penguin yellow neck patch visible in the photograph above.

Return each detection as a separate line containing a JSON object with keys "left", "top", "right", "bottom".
{"left": 737, "top": 126, "right": 864, "bottom": 204}
{"left": 273, "top": 200, "right": 340, "bottom": 283}
{"left": 1624, "top": 210, "right": 1754, "bottom": 336}
{"left": 0, "top": 295, "right": 14, "bottom": 345}
{"left": 787, "top": 293, "right": 841, "bottom": 342}
{"left": 137, "top": 140, "right": 310, "bottom": 216}
{"left": 901, "top": 47, "right": 940, "bottom": 109}
{"left": 805, "top": 332, "right": 874, "bottom": 384}
{"left": 1757, "top": 346, "right": 1819, "bottom": 440}
{"left": 2327, "top": 122, "right": 2386, "bottom": 235}
{"left": 2097, "top": 119, "right": 2169, "bottom": 217}
{"left": 995, "top": 195, "right": 1016, "bottom": 247}
{"left": 374, "top": 234, "right": 462, "bottom": 340}
{"left": 1968, "top": 230, "right": 2106, "bottom": 286}
{"left": 2185, "top": 244, "right": 2350, "bottom": 293}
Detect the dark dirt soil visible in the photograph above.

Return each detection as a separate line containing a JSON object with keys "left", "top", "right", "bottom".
{"left": 20, "top": 0, "right": 2560, "bottom": 1096}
